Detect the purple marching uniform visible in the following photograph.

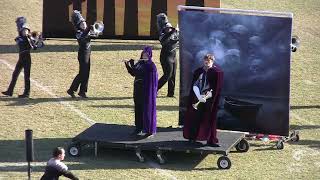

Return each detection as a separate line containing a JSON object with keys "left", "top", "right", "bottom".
{"left": 125, "top": 47, "right": 158, "bottom": 135}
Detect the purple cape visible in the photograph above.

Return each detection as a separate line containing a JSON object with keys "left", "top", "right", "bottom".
{"left": 142, "top": 46, "right": 158, "bottom": 134}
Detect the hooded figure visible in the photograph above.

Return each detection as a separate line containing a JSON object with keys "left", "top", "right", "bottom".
{"left": 124, "top": 46, "right": 158, "bottom": 136}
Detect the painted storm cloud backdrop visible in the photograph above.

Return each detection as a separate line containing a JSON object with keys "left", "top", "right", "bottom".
{"left": 178, "top": 9, "right": 292, "bottom": 136}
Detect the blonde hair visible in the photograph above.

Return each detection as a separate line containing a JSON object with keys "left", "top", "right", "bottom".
{"left": 204, "top": 54, "right": 215, "bottom": 62}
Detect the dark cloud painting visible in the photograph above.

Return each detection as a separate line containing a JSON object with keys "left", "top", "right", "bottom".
{"left": 178, "top": 10, "right": 292, "bottom": 136}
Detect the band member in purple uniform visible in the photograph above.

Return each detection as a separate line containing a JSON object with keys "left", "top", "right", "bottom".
{"left": 124, "top": 46, "right": 158, "bottom": 137}
{"left": 183, "top": 54, "right": 224, "bottom": 147}
{"left": 2, "top": 17, "right": 39, "bottom": 98}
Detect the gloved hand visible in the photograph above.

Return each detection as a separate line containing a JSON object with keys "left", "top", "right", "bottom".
{"left": 206, "top": 90, "right": 213, "bottom": 99}
{"left": 199, "top": 95, "right": 206, "bottom": 103}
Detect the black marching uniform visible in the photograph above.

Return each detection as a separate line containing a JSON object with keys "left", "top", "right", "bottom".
{"left": 157, "top": 27, "right": 179, "bottom": 97}
{"left": 2, "top": 34, "right": 36, "bottom": 97}
{"left": 125, "top": 59, "right": 146, "bottom": 132}
{"left": 68, "top": 28, "right": 92, "bottom": 97}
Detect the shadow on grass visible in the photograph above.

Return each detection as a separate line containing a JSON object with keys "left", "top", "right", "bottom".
{"left": 290, "top": 105, "right": 320, "bottom": 110}
{"left": 290, "top": 124, "right": 320, "bottom": 130}
{"left": 0, "top": 138, "right": 213, "bottom": 172}
{"left": 0, "top": 96, "right": 132, "bottom": 106}
{"left": 0, "top": 43, "right": 161, "bottom": 54}
{"left": 249, "top": 138, "right": 320, "bottom": 151}
{"left": 45, "top": 38, "right": 160, "bottom": 45}
{"left": 288, "top": 139, "right": 320, "bottom": 149}
{"left": 90, "top": 104, "right": 179, "bottom": 111}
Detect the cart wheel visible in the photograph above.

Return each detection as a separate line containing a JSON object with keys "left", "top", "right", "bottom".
{"left": 135, "top": 149, "right": 145, "bottom": 163}
{"left": 68, "top": 144, "right": 81, "bottom": 157}
{"left": 217, "top": 156, "right": 231, "bottom": 169}
{"left": 156, "top": 150, "right": 166, "bottom": 164}
{"left": 136, "top": 155, "right": 145, "bottom": 163}
{"left": 291, "top": 134, "right": 300, "bottom": 142}
{"left": 235, "top": 139, "right": 250, "bottom": 152}
{"left": 276, "top": 141, "right": 284, "bottom": 149}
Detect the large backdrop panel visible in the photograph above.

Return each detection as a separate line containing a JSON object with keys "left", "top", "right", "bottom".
{"left": 43, "top": 0, "right": 220, "bottom": 39}
{"left": 178, "top": 7, "right": 292, "bottom": 136}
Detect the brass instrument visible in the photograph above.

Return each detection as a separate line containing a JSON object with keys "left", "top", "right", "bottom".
{"left": 89, "top": 21, "right": 104, "bottom": 37}
{"left": 192, "top": 90, "right": 213, "bottom": 110}
{"left": 29, "top": 31, "right": 45, "bottom": 48}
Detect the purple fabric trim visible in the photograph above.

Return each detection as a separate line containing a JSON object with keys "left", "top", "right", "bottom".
{"left": 142, "top": 46, "right": 158, "bottom": 134}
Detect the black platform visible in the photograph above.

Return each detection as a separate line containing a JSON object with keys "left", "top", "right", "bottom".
{"left": 72, "top": 123, "right": 244, "bottom": 155}
{"left": 68, "top": 123, "right": 247, "bottom": 169}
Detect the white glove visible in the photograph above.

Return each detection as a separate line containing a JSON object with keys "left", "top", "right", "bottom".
{"left": 193, "top": 86, "right": 202, "bottom": 101}
{"left": 206, "top": 90, "right": 213, "bottom": 99}
{"left": 199, "top": 96, "right": 206, "bottom": 103}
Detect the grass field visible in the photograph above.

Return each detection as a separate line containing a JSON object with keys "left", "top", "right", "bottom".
{"left": 0, "top": 0, "right": 319, "bottom": 179}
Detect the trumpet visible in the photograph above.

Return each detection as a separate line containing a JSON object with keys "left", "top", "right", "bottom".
{"left": 192, "top": 90, "right": 213, "bottom": 110}
{"left": 28, "top": 31, "right": 45, "bottom": 48}
{"left": 89, "top": 21, "right": 104, "bottom": 37}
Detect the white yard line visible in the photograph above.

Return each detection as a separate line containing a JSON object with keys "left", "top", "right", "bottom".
{"left": 0, "top": 58, "right": 177, "bottom": 180}
{"left": 0, "top": 59, "right": 95, "bottom": 125}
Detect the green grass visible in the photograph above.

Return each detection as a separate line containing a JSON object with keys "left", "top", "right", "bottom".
{"left": 0, "top": 0, "right": 319, "bottom": 179}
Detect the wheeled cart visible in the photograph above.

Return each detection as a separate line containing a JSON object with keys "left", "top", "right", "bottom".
{"left": 67, "top": 123, "right": 249, "bottom": 169}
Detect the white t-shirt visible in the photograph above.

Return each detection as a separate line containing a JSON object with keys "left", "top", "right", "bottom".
{"left": 47, "top": 158, "right": 68, "bottom": 171}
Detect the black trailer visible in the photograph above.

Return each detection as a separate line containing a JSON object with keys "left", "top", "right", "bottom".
{"left": 67, "top": 123, "right": 249, "bottom": 169}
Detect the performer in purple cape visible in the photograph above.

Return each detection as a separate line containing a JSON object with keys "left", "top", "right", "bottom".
{"left": 183, "top": 54, "right": 224, "bottom": 147}
{"left": 124, "top": 46, "right": 158, "bottom": 137}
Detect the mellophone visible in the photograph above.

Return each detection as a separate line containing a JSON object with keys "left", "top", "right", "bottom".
{"left": 88, "top": 21, "right": 104, "bottom": 37}
{"left": 192, "top": 89, "right": 213, "bottom": 110}
{"left": 28, "top": 31, "right": 45, "bottom": 48}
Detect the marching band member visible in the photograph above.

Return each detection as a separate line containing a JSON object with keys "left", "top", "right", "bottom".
{"left": 67, "top": 10, "right": 101, "bottom": 98}
{"left": 124, "top": 46, "right": 158, "bottom": 137}
{"left": 2, "top": 17, "right": 41, "bottom": 98}
{"left": 156, "top": 13, "right": 179, "bottom": 97}
{"left": 183, "top": 54, "right": 224, "bottom": 147}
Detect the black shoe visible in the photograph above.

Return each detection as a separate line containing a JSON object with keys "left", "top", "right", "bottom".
{"left": 67, "top": 89, "right": 76, "bottom": 98}
{"left": 145, "top": 133, "right": 154, "bottom": 138}
{"left": 18, "top": 94, "right": 29, "bottom": 98}
{"left": 206, "top": 143, "right": 220, "bottom": 147}
{"left": 2, "top": 91, "right": 13, "bottom": 96}
{"left": 167, "top": 94, "right": 175, "bottom": 98}
{"left": 130, "top": 129, "right": 142, "bottom": 135}
{"left": 189, "top": 139, "right": 196, "bottom": 143}
{"left": 78, "top": 92, "right": 88, "bottom": 98}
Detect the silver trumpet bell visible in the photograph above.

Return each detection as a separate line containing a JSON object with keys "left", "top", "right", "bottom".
{"left": 89, "top": 21, "right": 104, "bottom": 36}
{"left": 291, "top": 35, "right": 300, "bottom": 52}
{"left": 30, "top": 31, "right": 45, "bottom": 48}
